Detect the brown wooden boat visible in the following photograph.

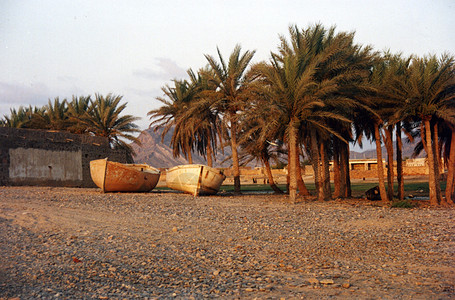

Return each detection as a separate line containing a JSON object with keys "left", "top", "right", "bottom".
{"left": 165, "top": 164, "right": 226, "bottom": 196}
{"left": 90, "top": 158, "right": 160, "bottom": 192}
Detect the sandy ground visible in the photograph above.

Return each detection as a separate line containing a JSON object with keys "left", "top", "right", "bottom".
{"left": 0, "top": 186, "right": 454, "bottom": 299}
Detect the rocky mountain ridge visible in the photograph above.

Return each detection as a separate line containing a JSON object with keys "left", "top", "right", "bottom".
{"left": 132, "top": 127, "right": 232, "bottom": 168}
{"left": 132, "top": 127, "right": 423, "bottom": 167}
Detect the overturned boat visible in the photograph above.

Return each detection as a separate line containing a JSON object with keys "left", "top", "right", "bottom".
{"left": 90, "top": 158, "right": 161, "bottom": 192}
{"left": 166, "top": 164, "right": 226, "bottom": 196}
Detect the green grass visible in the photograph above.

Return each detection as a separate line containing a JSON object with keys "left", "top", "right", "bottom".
{"left": 219, "top": 181, "right": 439, "bottom": 194}
{"left": 220, "top": 180, "right": 446, "bottom": 194}
{"left": 219, "top": 184, "right": 287, "bottom": 193}
{"left": 391, "top": 200, "right": 417, "bottom": 208}
{"left": 156, "top": 179, "right": 444, "bottom": 197}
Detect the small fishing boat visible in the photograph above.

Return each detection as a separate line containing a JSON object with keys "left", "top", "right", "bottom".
{"left": 165, "top": 164, "right": 226, "bottom": 196}
{"left": 90, "top": 158, "right": 160, "bottom": 192}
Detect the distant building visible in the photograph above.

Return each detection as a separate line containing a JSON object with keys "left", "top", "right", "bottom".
{"left": 405, "top": 158, "right": 427, "bottom": 167}
{"left": 329, "top": 159, "right": 385, "bottom": 171}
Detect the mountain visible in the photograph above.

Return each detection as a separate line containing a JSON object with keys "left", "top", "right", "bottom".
{"left": 133, "top": 127, "right": 425, "bottom": 168}
{"left": 349, "top": 141, "right": 424, "bottom": 160}
{"left": 132, "top": 127, "right": 232, "bottom": 168}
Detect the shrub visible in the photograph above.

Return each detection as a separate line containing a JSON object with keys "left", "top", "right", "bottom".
{"left": 391, "top": 200, "right": 416, "bottom": 208}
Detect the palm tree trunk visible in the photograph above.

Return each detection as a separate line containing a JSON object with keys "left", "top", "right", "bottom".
{"left": 396, "top": 123, "right": 404, "bottom": 201}
{"left": 423, "top": 117, "right": 440, "bottom": 205}
{"left": 340, "top": 142, "right": 351, "bottom": 197}
{"left": 206, "top": 140, "right": 213, "bottom": 167}
{"left": 333, "top": 140, "right": 341, "bottom": 198}
{"left": 421, "top": 122, "right": 428, "bottom": 153}
{"left": 318, "top": 150, "right": 324, "bottom": 201}
{"left": 321, "top": 143, "right": 332, "bottom": 200}
{"left": 288, "top": 122, "right": 298, "bottom": 203}
{"left": 286, "top": 162, "right": 290, "bottom": 194}
{"left": 384, "top": 125, "right": 394, "bottom": 201}
{"left": 345, "top": 143, "right": 352, "bottom": 197}
{"left": 310, "top": 130, "right": 320, "bottom": 198}
{"left": 443, "top": 128, "right": 455, "bottom": 205}
{"left": 433, "top": 122, "right": 443, "bottom": 175}
{"left": 432, "top": 122, "right": 442, "bottom": 201}
{"left": 230, "top": 113, "right": 241, "bottom": 193}
{"left": 320, "top": 141, "right": 331, "bottom": 200}
{"left": 263, "top": 156, "right": 283, "bottom": 194}
{"left": 187, "top": 149, "right": 193, "bottom": 164}
{"left": 374, "top": 122, "right": 388, "bottom": 201}
{"left": 297, "top": 147, "right": 310, "bottom": 196}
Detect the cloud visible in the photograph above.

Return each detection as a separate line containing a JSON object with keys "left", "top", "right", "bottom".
{"left": 0, "top": 81, "right": 51, "bottom": 116}
{"left": 132, "top": 57, "right": 187, "bottom": 81}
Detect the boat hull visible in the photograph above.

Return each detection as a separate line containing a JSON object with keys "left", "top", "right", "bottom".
{"left": 90, "top": 159, "right": 160, "bottom": 192}
{"left": 166, "top": 164, "right": 226, "bottom": 196}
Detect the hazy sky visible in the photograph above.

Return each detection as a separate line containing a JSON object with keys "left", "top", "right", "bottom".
{"left": 1, "top": 0, "right": 454, "bottom": 135}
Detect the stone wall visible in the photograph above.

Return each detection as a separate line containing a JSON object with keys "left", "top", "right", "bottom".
{"left": 223, "top": 164, "right": 430, "bottom": 184}
{"left": 0, "top": 127, "right": 131, "bottom": 187}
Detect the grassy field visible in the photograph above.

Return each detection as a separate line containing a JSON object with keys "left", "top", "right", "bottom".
{"left": 157, "top": 178, "right": 445, "bottom": 198}
{"left": 219, "top": 181, "right": 441, "bottom": 195}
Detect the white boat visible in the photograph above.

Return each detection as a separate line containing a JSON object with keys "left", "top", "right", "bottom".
{"left": 90, "top": 159, "right": 160, "bottom": 192}
{"left": 165, "top": 164, "right": 226, "bottom": 196}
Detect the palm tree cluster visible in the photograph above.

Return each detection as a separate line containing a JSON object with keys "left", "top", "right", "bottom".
{"left": 149, "top": 23, "right": 455, "bottom": 205}
{"left": 1, "top": 94, "right": 141, "bottom": 155}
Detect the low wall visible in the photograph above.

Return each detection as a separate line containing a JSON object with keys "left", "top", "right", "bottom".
{"left": 221, "top": 164, "right": 430, "bottom": 184}
{"left": 0, "top": 127, "right": 131, "bottom": 187}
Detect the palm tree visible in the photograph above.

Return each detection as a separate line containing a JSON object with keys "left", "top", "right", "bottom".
{"left": 261, "top": 24, "right": 373, "bottom": 202}
{"left": 84, "top": 93, "right": 141, "bottom": 154}
{"left": 148, "top": 79, "right": 197, "bottom": 163}
{"left": 28, "top": 98, "right": 70, "bottom": 130}
{"left": 383, "top": 53, "right": 414, "bottom": 201}
{"left": 354, "top": 54, "right": 400, "bottom": 202}
{"left": 182, "top": 68, "right": 223, "bottom": 167}
{"left": 2, "top": 105, "right": 40, "bottom": 128}
{"left": 237, "top": 89, "right": 284, "bottom": 194}
{"left": 401, "top": 54, "right": 455, "bottom": 205}
{"left": 308, "top": 29, "right": 375, "bottom": 201}
{"left": 204, "top": 45, "right": 256, "bottom": 193}
{"left": 67, "top": 95, "right": 91, "bottom": 134}
{"left": 251, "top": 52, "right": 321, "bottom": 202}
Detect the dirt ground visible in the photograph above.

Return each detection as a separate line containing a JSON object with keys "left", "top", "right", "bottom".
{"left": 0, "top": 186, "right": 454, "bottom": 299}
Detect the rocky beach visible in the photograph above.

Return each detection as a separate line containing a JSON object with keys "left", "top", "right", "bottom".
{"left": 0, "top": 186, "right": 454, "bottom": 299}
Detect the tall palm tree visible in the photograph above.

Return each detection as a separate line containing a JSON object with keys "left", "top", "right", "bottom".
{"left": 67, "top": 95, "right": 91, "bottom": 134}
{"left": 182, "top": 67, "right": 223, "bottom": 167}
{"left": 355, "top": 54, "right": 399, "bottom": 202}
{"left": 401, "top": 54, "right": 455, "bottom": 205}
{"left": 308, "top": 29, "right": 375, "bottom": 201}
{"left": 384, "top": 53, "right": 414, "bottom": 201}
{"left": 262, "top": 24, "right": 373, "bottom": 202}
{"left": 84, "top": 93, "right": 141, "bottom": 154}
{"left": 148, "top": 79, "right": 197, "bottom": 163}
{"left": 251, "top": 52, "right": 321, "bottom": 202}
{"left": 237, "top": 86, "right": 285, "bottom": 194}
{"left": 204, "top": 45, "right": 256, "bottom": 193}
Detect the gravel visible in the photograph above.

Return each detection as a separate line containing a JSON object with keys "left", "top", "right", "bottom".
{"left": 0, "top": 186, "right": 454, "bottom": 299}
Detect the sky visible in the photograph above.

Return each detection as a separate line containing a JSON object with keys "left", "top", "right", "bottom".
{"left": 1, "top": 0, "right": 454, "bottom": 150}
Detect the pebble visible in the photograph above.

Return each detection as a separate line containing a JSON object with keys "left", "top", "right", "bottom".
{"left": 320, "top": 279, "right": 334, "bottom": 285}
{"left": 0, "top": 186, "right": 453, "bottom": 299}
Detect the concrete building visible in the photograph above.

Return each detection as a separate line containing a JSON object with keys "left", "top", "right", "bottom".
{"left": 0, "top": 127, "right": 131, "bottom": 187}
